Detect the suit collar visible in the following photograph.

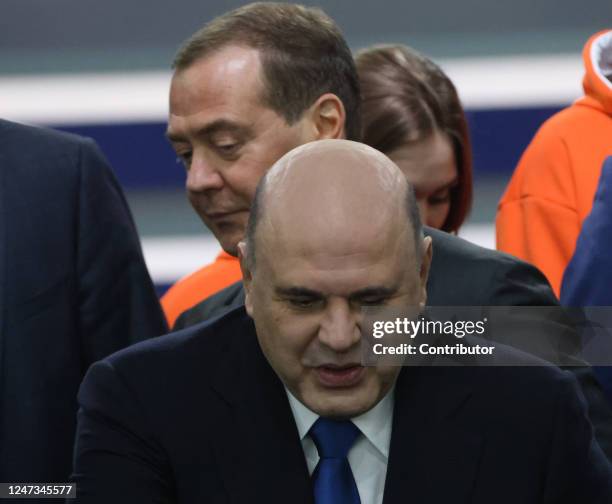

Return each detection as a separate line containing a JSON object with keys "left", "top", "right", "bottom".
{"left": 287, "top": 384, "right": 394, "bottom": 462}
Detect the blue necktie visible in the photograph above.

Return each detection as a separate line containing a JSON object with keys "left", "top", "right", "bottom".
{"left": 309, "top": 418, "right": 361, "bottom": 504}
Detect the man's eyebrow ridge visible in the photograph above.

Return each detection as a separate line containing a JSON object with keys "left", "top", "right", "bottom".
{"left": 349, "top": 286, "right": 398, "bottom": 299}
{"left": 275, "top": 286, "right": 323, "bottom": 297}
{"left": 166, "top": 119, "right": 252, "bottom": 143}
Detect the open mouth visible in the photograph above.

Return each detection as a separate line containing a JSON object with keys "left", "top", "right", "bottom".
{"left": 315, "top": 364, "right": 365, "bottom": 388}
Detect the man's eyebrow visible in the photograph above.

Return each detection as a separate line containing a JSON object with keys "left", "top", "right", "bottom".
{"left": 275, "top": 286, "right": 323, "bottom": 298}
{"left": 349, "top": 286, "right": 398, "bottom": 299}
{"left": 275, "top": 286, "right": 398, "bottom": 299}
{"left": 165, "top": 119, "right": 253, "bottom": 143}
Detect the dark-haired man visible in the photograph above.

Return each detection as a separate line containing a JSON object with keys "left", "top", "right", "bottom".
{"left": 161, "top": 2, "right": 359, "bottom": 323}
{"left": 73, "top": 140, "right": 612, "bottom": 502}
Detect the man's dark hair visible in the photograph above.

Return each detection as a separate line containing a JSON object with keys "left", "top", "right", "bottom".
{"left": 173, "top": 2, "right": 361, "bottom": 141}
{"left": 245, "top": 170, "right": 424, "bottom": 271}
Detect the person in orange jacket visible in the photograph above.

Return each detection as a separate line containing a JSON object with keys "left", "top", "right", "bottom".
{"left": 496, "top": 29, "right": 612, "bottom": 298}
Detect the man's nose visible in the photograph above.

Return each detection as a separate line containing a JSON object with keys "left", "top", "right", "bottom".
{"left": 185, "top": 154, "right": 224, "bottom": 192}
{"left": 318, "top": 299, "right": 361, "bottom": 352}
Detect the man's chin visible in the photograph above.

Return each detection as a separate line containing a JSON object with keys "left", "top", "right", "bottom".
{"left": 212, "top": 229, "right": 243, "bottom": 257}
{"left": 219, "top": 241, "right": 240, "bottom": 257}
{"left": 301, "top": 387, "right": 378, "bottom": 419}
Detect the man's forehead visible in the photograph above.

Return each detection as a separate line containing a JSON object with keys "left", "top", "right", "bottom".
{"left": 169, "top": 45, "right": 266, "bottom": 115}
{"left": 258, "top": 230, "right": 416, "bottom": 298}
{"left": 258, "top": 206, "right": 413, "bottom": 271}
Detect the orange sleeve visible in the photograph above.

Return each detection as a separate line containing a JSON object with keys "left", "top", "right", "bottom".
{"left": 161, "top": 252, "right": 242, "bottom": 327}
{"left": 496, "top": 128, "right": 581, "bottom": 298}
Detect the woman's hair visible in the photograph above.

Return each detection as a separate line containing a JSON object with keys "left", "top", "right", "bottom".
{"left": 355, "top": 44, "right": 473, "bottom": 232}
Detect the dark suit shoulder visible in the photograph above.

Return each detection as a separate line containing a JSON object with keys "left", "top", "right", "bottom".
{"left": 0, "top": 119, "right": 92, "bottom": 156}
{"left": 104, "top": 306, "right": 251, "bottom": 378}
{"left": 173, "top": 281, "right": 244, "bottom": 330}
{"left": 424, "top": 227, "right": 557, "bottom": 306}
{"left": 426, "top": 226, "right": 538, "bottom": 271}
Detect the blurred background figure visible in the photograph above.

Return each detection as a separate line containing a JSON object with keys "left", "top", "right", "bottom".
{"left": 356, "top": 44, "right": 472, "bottom": 233}
{"left": 496, "top": 29, "right": 612, "bottom": 297}
{"left": 561, "top": 156, "right": 612, "bottom": 308}
{"left": 561, "top": 156, "right": 612, "bottom": 402}
{"left": 0, "top": 119, "right": 167, "bottom": 485}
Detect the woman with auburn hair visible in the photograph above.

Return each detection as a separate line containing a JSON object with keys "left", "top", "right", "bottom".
{"left": 356, "top": 44, "right": 473, "bottom": 232}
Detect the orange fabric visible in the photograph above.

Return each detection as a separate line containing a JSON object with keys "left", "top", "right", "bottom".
{"left": 496, "top": 30, "right": 612, "bottom": 297}
{"left": 161, "top": 250, "right": 241, "bottom": 327}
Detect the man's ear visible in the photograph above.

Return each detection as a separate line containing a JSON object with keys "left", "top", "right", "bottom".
{"left": 237, "top": 241, "right": 254, "bottom": 317}
{"left": 418, "top": 236, "right": 433, "bottom": 310}
{"left": 307, "top": 93, "right": 346, "bottom": 140}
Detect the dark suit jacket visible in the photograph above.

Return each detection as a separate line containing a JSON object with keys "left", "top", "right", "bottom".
{"left": 0, "top": 120, "right": 168, "bottom": 484}
{"left": 73, "top": 307, "right": 612, "bottom": 503}
{"left": 173, "top": 227, "right": 612, "bottom": 461}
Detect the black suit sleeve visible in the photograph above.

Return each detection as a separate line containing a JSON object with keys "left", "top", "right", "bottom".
{"left": 75, "top": 139, "right": 167, "bottom": 365}
{"left": 545, "top": 372, "right": 612, "bottom": 503}
{"left": 490, "top": 255, "right": 612, "bottom": 461}
{"left": 72, "top": 360, "right": 174, "bottom": 503}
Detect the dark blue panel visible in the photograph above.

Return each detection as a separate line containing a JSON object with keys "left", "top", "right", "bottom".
{"left": 53, "top": 105, "right": 565, "bottom": 190}
{"left": 467, "top": 106, "right": 562, "bottom": 177}
{"left": 58, "top": 122, "right": 185, "bottom": 189}
{"left": 155, "top": 283, "right": 172, "bottom": 298}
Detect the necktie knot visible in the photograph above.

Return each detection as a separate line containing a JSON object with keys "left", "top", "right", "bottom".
{"left": 309, "top": 418, "right": 361, "bottom": 459}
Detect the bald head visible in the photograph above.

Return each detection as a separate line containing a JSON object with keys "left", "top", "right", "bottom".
{"left": 243, "top": 139, "right": 423, "bottom": 270}
{"left": 242, "top": 140, "right": 431, "bottom": 418}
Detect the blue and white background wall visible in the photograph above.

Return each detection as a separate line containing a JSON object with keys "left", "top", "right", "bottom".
{"left": 2, "top": 0, "right": 611, "bottom": 293}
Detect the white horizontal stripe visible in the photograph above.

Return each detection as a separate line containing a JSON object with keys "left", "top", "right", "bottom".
{"left": 0, "top": 71, "right": 171, "bottom": 125}
{"left": 441, "top": 53, "right": 583, "bottom": 108}
{"left": 143, "top": 223, "right": 495, "bottom": 284}
{"left": 1, "top": 53, "right": 583, "bottom": 126}
{"left": 141, "top": 235, "right": 221, "bottom": 284}
{"left": 457, "top": 223, "right": 496, "bottom": 250}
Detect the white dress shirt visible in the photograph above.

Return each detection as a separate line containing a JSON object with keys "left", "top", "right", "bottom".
{"left": 286, "top": 388, "right": 394, "bottom": 504}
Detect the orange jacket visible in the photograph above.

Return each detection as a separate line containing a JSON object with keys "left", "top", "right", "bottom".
{"left": 161, "top": 250, "right": 241, "bottom": 327}
{"left": 496, "top": 30, "right": 612, "bottom": 297}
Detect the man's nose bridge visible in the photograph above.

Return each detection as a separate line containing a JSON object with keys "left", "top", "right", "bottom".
{"left": 186, "top": 150, "right": 222, "bottom": 190}
{"left": 321, "top": 298, "right": 358, "bottom": 346}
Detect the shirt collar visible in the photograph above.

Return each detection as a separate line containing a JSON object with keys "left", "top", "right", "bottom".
{"left": 286, "top": 386, "right": 395, "bottom": 460}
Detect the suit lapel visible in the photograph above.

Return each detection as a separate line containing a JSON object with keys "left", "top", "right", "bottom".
{"left": 210, "top": 311, "right": 313, "bottom": 504}
{"left": 383, "top": 367, "right": 484, "bottom": 504}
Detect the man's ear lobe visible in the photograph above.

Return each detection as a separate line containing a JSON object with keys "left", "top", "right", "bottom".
{"left": 309, "top": 93, "right": 346, "bottom": 140}
{"left": 237, "top": 241, "right": 254, "bottom": 316}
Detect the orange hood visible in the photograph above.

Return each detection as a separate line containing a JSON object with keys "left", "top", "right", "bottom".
{"left": 582, "top": 29, "right": 612, "bottom": 115}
